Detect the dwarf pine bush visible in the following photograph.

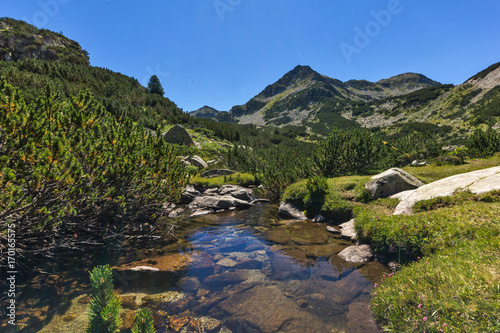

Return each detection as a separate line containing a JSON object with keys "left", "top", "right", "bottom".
{"left": 0, "top": 78, "right": 187, "bottom": 255}
{"left": 86, "top": 265, "right": 122, "bottom": 333}
{"left": 132, "top": 308, "right": 156, "bottom": 333}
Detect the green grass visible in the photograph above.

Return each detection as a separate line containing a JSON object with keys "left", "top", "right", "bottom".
{"left": 372, "top": 239, "right": 500, "bottom": 332}
{"left": 281, "top": 155, "right": 500, "bottom": 332}
{"left": 403, "top": 153, "right": 500, "bottom": 183}
{"left": 189, "top": 172, "right": 256, "bottom": 188}
{"left": 356, "top": 201, "right": 500, "bottom": 259}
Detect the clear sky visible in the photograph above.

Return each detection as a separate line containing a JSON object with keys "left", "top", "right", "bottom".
{"left": 2, "top": 0, "right": 500, "bottom": 112}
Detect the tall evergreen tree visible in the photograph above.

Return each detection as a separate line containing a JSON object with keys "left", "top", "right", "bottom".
{"left": 147, "top": 75, "right": 164, "bottom": 96}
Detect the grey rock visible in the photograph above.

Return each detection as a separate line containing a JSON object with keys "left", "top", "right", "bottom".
{"left": 191, "top": 195, "right": 253, "bottom": 210}
{"left": 200, "top": 169, "right": 235, "bottom": 178}
{"left": 326, "top": 226, "right": 341, "bottom": 234}
{"left": 163, "top": 125, "right": 194, "bottom": 146}
{"left": 203, "top": 187, "right": 219, "bottom": 195}
{"left": 338, "top": 245, "right": 374, "bottom": 263}
{"left": 190, "top": 209, "right": 213, "bottom": 217}
{"left": 250, "top": 198, "right": 271, "bottom": 204}
{"left": 278, "top": 201, "right": 307, "bottom": 220}
{"left": 339, "top": 218, "right": 357, "bottom": 241}
{"left": 230, "top": 189, "right": 252, "bottom": 201}
{"left": 219, "top": 184, "right": 251, "bottom": 195}
{"left": 190, "top": 155, "right": 208, "bottom": 169}
{"left": 411, "top": 160, "right": 429, "bottom": 167}
{"left": 218, "top": 184, "right": 253, "bottom": 201}
{"left": 162, "top": 124, "right": 194, "bottom": 145}
{"left": 393, "top": 166, "right": 500, "bottom": 215}
{"left": 366, "top": 167, "right": 425, "bottom": 199}
{"left": 216, "top": 258, "right": 238, "bottom": 267}
{"left": 181, "top": 184, "right": 201, "bottom": 204}
{"left": 168, "top": 208, "right": 184, "bottom": 218}
{"left": 127, "top": 266, "right": 159, "bottom": 272}
{"left": 203, "top": 271, "right": 250, "bottom": 288}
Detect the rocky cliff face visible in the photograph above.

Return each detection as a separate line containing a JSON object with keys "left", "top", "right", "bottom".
{"left": 0, "top": 18, "right": 89, "bottom": 65}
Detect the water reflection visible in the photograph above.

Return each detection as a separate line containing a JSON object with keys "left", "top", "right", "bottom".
{"left": 1, "top": 203, "right": 389, "bottom": 332}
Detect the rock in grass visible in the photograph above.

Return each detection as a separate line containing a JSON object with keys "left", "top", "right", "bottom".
{"left": 200, "top": 169, "right": 235, "bottom": 178}
{"left": 162, "top": 124, "right": 194, "bottom": 145}
{"left": 393, "top": 166, "right": 500, "bottom": 215}
{"left": 366, "top": 167, "right": 424, "bottom": 199}
{"left": 190, "top": 155, "right": 208, "bottom": 169}
{"left": 278, "top": 202, "right": 307, "bottom": 220}
{"left": 338, "top": 245, "right": 374, "bottom": 263}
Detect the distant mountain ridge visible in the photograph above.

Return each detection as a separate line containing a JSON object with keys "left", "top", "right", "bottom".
{"left": 191, "top": 65, "right": 441, "bottom": 132}
{"left": 190, "top": 62, "right": 500, "bottom": 139}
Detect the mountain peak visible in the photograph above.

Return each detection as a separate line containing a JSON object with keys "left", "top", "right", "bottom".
{"left": 377, "top": 73, "right": 441, "bottom": 90}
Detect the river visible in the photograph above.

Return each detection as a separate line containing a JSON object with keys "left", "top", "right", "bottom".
{"left": 1, "top": 203, "right": 389, "bottom": 333}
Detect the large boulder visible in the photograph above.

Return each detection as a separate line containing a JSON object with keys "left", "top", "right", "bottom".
{"left": 191, "top": 195, "right": 253, "bottom": 210}
{"left": 278, "top": 202, "right": 307, "bottom": 220}
{"left": 393, "top": 166, "right": 500, "bottom": 215}
{"left": 162, "top": 124, "right": 194, "bottom": 145}
{"left": 366, "top": 167, "right": 424, "bottom": 199}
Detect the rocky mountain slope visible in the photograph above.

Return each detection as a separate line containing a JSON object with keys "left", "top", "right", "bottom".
{"left": 0, "top": 17, "right": 89, "bottom": 65}
{"left": 191, "top": 62, "right": 500, "bottom": 139}
{"left": 191, "top": 64, "right": 441, "bottom": 134}
{"left": 347, "top": 61, "right": 500, "bottom": 139}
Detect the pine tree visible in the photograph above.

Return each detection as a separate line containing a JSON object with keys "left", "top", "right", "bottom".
{"left": 86, "top": 265, "right": 122, "bottom": 333}
{"left": 132, "top": 308, "right": 156, "bottom": 333}
{"left": 147, "top": 75, "right": 164, "bottom": 96}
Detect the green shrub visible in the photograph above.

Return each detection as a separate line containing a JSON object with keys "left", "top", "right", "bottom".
{"left": 86, "top": 265, "right": 122, "bottom": 333}
{"left": 304, "top": 175, "right": 328, "bottom": 215}
{"left": 465, "top": 127, "right": 500, "bottom": 157}
{"left": 257, "top": 146, "right": 312, "bottom": 199}
{"left": 313, "top": 128, "right": 396, "bottom": 177}
{"left": 132, "top": 308, "right": 156, "bottom": 333}
{"left": 320, "top": 194, "right": 353, "bottom": 222}
{"left": 281, "top": 180, "right": 308, "bottom": 209}
{"left": 0, "top": 79, "right": 187, "bottom": 255}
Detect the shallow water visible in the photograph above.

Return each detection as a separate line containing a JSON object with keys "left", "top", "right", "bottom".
{"left": 1, "top": 203, "right": 389, "bottom": 332}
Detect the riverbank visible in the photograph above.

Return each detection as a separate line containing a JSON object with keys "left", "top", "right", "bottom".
{"left": 281, "top": 154, "right": 500, "bottom": 332}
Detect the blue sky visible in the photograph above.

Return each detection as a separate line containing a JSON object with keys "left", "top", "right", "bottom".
{"left": 2, "top": 0, "right": 500, "bottom": 111}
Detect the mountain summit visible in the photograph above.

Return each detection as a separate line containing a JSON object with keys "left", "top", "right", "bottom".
{"left": 224, "top": 65, "right": 440, "bottom": 130}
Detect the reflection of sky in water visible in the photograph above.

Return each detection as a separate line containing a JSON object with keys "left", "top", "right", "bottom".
{"left": 169, "top": 206, "right": 388, "bottom": 332}
{"left": 2, "top": 204, "right": 388, "bottom": 332}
